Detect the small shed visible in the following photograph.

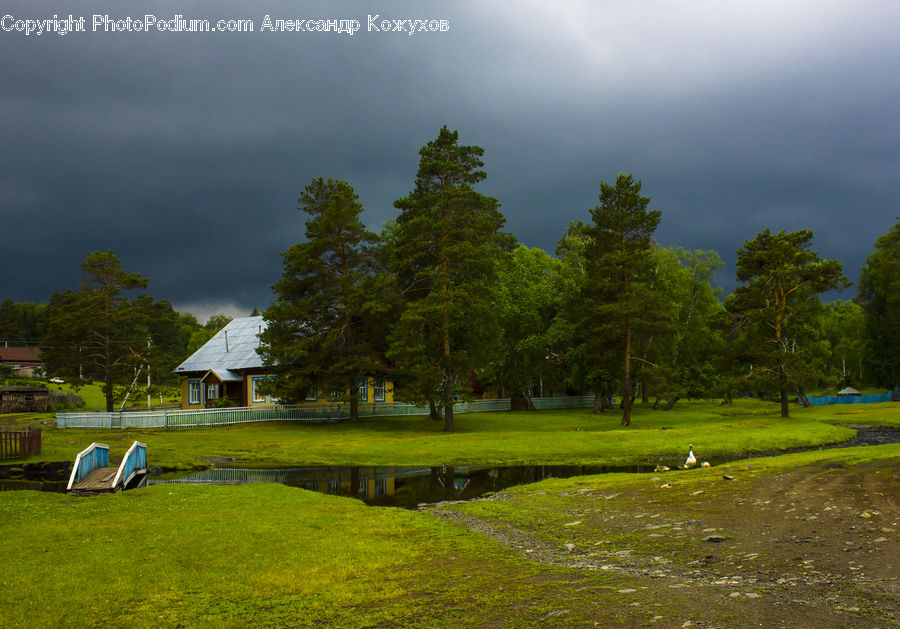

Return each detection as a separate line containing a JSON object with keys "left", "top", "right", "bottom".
{"left": 0, "top": 387, "right": 49, "bottom": 413}
{"left": 837, "top": 387, "right": 862, "bottom": 396}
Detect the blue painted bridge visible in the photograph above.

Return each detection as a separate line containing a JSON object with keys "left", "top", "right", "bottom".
{"left": 67, "top": 441, "right": 148, "bottom": 495}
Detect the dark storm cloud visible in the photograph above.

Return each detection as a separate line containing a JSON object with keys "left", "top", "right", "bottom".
{"left": 2, "top": 0, "right": 898, "bottom": 319}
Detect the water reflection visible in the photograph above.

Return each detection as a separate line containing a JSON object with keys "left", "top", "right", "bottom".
{"left": 149, "top": 463, "right": 657, "bottom": 508}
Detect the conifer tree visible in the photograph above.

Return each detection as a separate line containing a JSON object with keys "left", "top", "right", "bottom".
{"left": 582, "top": 174, "right": 662, "bottom": 426}
{"left": 727, "top": 229, "right": 849, "bottom": 417}
{"left": 260, "top": 178, "right": 382, "bottom": 421}
{"left": 43, "top": 251, "right": 149, "bottom": 411}
{"left": 857, "top": 220, "right": 900, "bottom": 390}
{"left": 388, "top": 127, "right": 511, "bottom": 432}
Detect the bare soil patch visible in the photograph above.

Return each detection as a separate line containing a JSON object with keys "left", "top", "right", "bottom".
{"left": 426, "top": 458, "right": 899, "bottom": 628}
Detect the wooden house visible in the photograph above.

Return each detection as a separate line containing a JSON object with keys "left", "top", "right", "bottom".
{"left": 0, "top": 386, "right": 49, "bottom": 413}
{"left": 0, "top": 347, "right": 43, "bottom": 378}
{"left": 174, "top": 316, "right": 393, "bottom": 409}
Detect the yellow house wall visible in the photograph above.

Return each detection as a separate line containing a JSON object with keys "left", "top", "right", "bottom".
{"left": 301, "top": 376, "right": 394, "bottom": 404}
{"left": 181, "top": 378, "right": 207, "bottom": 409}
{"left": 246, "top": 374, "right": 277, "bottom": 406}
{"left": 182, "top": 375, "right": 394, "bottom": 407}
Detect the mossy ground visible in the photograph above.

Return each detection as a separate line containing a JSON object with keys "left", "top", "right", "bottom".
{"left": 1, "top": 445, "right": 897, "bottom": 627}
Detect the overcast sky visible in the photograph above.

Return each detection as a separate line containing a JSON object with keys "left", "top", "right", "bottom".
{"left": 2, "top": 1, "right": 898, "bottom": 322}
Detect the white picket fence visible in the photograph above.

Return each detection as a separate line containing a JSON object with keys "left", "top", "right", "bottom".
{"left": 57, "top": 398, "right": 506, "bottom": 429}
{"left": 56, "top": 396, "right": 595, "bottom": 429}
{"left": 531, "top": 395, "right": 597, "bottom": 409}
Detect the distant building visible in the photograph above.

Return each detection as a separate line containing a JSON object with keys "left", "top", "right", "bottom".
{"left": 0, "top": 386, "right": 49, "bottom": 412}
{"left": 173, "top": 316, "right": 393, "bottom": 409}
{"left": 0, "top": 347, "right": 43, "bottom": 378}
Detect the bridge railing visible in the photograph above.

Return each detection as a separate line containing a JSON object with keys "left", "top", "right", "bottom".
{"left": 112, "top": 441, "right": 147, "bottom": 488}
{"left": 66, "top": 442, "right": 109, "bottom": 491}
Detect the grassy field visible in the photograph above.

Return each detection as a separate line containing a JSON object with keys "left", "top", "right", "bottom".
{"left": 4, "top": 399, "right": 898, "bottom": 469}
{"left": 1, "top": 443, "right": 896, "bottom": 628}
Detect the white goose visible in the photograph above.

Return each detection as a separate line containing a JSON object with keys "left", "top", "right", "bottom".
{"left": 684, "top": 444, "right": 697, "bottom": 469}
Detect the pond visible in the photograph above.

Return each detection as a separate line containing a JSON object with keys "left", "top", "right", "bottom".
{"left": 148, "top": 463, "right": 658, "bottom": 508}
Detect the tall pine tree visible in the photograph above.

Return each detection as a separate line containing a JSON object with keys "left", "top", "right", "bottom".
{"left": 727, "top": 229, "right": 849, "bottom": 417}
{"left": 857, "top": 220, "right": 900, "bottom": 390}
{"left": 260, "top": 178, "right": 383, "bottom": 421}
{"left": 42, "top": 251, "right": 149, "bottom": 412}
{"left": 582, "top": 174, "right": 662, "bottom": 426}
{"left": 388, "top": 127, "right": 511, "bottom": 432}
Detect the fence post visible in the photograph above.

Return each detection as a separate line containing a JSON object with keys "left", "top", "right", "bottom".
{"left": 29, "top": 427, "right": 41, "bottom": 456}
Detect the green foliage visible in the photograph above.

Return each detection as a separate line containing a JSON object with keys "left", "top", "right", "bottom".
{"left": 0, "top": 299, "right": 47, "bottom": 346}
{"left": 857, "top": 220, "right": 900, "bottom": 389}
{"left": 260, "top": 178, "right": 384, "bottom": 420}
{"left": 581, "top": 173, "right": 662, "bottom": 425}
{"left": 204, "top": 314, "right": 233, "bottom": 331}
{"left": 41, "top": 251, "right": 150, "bottom": 412}
{"left": 726, "top": 229, "right": 850, "bottom": 416}
{"left": 819, "top": 300, "right": 867, "bottom": 388}
{"left": 387, "top": 127, "right": 513, "bottom": 431}
{"left": 636, "top": 247, "right": 725, "bottom": 406}
{"left": 482, "top": 245, "right": 567, "bottom": 399}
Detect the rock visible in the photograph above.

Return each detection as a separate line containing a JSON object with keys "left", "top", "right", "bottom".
{"left": 564, "top": 543, "right": 575, "bottom": 551}
{"left": 564, "top": 521, "right": 581, "bottom": 527}
{"left": 148, "top": 466, "right": 163, "bottom": 476}
{"left": 704, "top": 535, "right": 727, "bottom": 543}
{"left": 543, "top": 610, "right": 569, "bottom": 619}
{"left": 722, "top": 474, "right": 735, "bottom": 481}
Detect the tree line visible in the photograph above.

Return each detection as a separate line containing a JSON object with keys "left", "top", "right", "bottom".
{"left": 259, "top": 127, "right": 899, "bottom": 429}
{"left": 0, "top": 257, "right": 236, "bottom": 412}
{"left": 3, "top": 127, "right": 897, "bottom": 424}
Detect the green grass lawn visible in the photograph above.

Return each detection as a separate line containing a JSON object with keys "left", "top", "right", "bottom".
{"left": 4, "top": 399, "right": 897, "bottom": 469}
{"left": 1, "top": 443, "right": 896, "bottom": 628}
{"left": 0, "top": 483, "right": 546, "bottom": 627}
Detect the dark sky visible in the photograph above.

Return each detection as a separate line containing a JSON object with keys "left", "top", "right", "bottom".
{"left": 2, "top": 1, "right": 898, "bottom": 322}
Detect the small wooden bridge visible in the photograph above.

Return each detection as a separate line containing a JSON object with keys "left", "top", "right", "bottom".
{"left": 67, "top": 441, "right": 148, "bottom": 496}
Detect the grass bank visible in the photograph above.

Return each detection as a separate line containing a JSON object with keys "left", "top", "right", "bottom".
{"left": 5, "top": 399, "right": 898, "bottom": 469}
{"left": 1, "top": 444, "right": 896, "bottom": 628}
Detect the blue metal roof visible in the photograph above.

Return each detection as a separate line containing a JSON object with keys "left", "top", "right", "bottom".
{"left": 174, "top": 316, "right": 267, "bottom": 376}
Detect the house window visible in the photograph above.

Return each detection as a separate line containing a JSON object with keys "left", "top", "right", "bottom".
{"left": 189, "top": 381, "right": 201, "bottom": 405}
{"left": 304, "top": 382, "right": 318, "bottom": 402}
{"left": 374, "top": 378, "right": 386, "bottom": 402}
{"left": 207, "top": 383, "right": 218, "bottom": 400}
{"left": 327, "top": 387, "right": 342, "bottom": 402}
{"left": 357, "top": 377, "right": 368, "bottom": 401}
{"left": 251, "top": 377, "right": 267, "bottom": 403}
{"left": 269, "top": 377, "right": 281, "bottom": 404}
